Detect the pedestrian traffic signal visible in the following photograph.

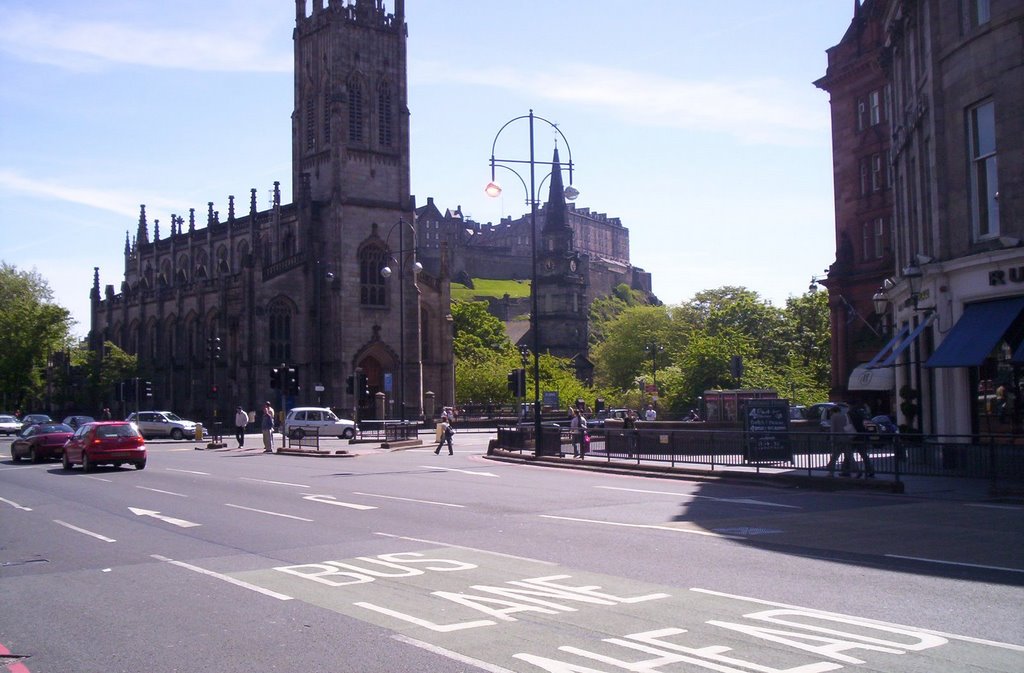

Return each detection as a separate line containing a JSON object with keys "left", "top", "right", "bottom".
{"left": 270, "top": 367, "right": 282, "bottom": 389}
{"left": 144, "top": 380, "right": 153, "bottom": 398}
{"left": 346, "top": 374, "right": 354, "bottom": 395}
{"left": 207, "top": 336, "right": 222, "bottom": 362}
{"left": 286, "top": 367, "right": 298, "bottom": 395}
{"left": 209, "top": 384, "right": 219, "bottom": 400}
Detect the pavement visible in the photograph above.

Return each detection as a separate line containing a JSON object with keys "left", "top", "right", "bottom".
{"left": 188, "top": 431, "right": 1021, "bottom": 504}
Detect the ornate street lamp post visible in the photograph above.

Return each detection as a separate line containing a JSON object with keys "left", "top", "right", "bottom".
{"left": 486, "top": 110, "right": 577, "bottom": 454}
{"left": 381, "top": 218, "right": 421, "bottom": 423}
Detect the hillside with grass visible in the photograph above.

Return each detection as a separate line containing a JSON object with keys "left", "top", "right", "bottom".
{"left": 450, "top": 278, "right": 530, "bottom": 302}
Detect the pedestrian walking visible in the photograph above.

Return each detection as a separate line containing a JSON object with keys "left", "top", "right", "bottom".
{"left": 101, "top": 407, "right": 112, "bottom": 420}
{"left": 434, "top": 418, "right": 454, "bottom": 455}
{"left": 261, "top": 401, "right": 276, "bottom": 453}
{"left": 644, "top": 405, "right": 657, "bottom": 421}
{"left": 848, "top": 404, "right": 876, "bottom": 478}
{"left": 234, "top": 406, "right": 248, "bottom": 448}
{"left": 826, "top": 405, "right": 854, "bottom": 477}
{"left": 569, "top": 408, "right": 588, "bottom": 458}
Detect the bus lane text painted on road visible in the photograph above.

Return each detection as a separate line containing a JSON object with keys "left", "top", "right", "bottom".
{"left": 230, "top": 549, "right": 1022, "bottom": 672}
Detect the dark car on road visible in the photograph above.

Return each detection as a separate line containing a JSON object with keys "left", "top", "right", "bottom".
{"left": 10, "top": 423, "right": 74, "bottom": 463}
{"left": 62, "top": 415, "right": 96, "bottom": 430}
{"left": 19, "top": 414, "right": 52, "bottom": 431}
{"left": 63, "top": 421, "right": 147, "bottom": 472}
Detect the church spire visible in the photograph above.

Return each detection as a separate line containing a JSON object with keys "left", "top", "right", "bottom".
{"left": 542, "top": 147, "right": 570, "bottom": 234}
{"left": 136, "top": 205, "right": 149, "bottom": 244}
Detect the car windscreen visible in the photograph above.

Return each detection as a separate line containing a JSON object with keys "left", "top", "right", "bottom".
{"left": 96, "top": 425, "right": 142, "bottom": 438}
{"left": 162, "top": 412, "right": 183, "bottom": 421}
{"left": 324, "top": 411, "right": 340, "bottom": 421}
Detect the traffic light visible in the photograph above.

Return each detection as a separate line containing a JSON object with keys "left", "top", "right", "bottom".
{"left": 144, "top": 380, "right": 153, "bottom": 398}
{"left": 355, "top": 372, "right": 369, "bottom": 402}
{"left": 507, "top": 369, "right": 526, "bottom": 398}
{"left": 346, "top": 375, "right": 354, "bottom": 395}
{"left": 270, "top": 367, "right": 281, "bottom": 389}
{"left": 207, "top": 336, "right": 222, "bottom": 362}
{"left": 208, "top": 384, "right": 219, "bottom": 400}
{"left": 286, "top": 367, "right": 298, "bottom": 395}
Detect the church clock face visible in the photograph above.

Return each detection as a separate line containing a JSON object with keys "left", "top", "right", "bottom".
{"left": 545, "top": 259, "right": 555, "bottom": 271}
{"left": 569, "top": 259, "right": 578, "bottom": 272}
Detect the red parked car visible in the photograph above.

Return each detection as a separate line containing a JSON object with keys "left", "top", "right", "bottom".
{"left": 10, "top": 423, "right": 74, "bottom": 463}
{"left": 62, "top": 421, "right": 147, "bottom": 472}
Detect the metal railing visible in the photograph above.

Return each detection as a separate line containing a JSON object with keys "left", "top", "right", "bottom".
{"left": 357, "top": 420, "right": 419, "bottom": 442}
{"left": 495, "top": 427, "right": 1024, "bottom": 488}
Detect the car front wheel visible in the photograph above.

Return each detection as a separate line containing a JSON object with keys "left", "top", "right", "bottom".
{"left": 82, "top": 453, "right": 93, "bottom": 473}
{"left": 170, "top": 428, "right": 184, "bottom": 440}
{"left": 29, "top": 447, "right": 40, "bottom": 463}
{"left": 341, "top": 428, "right": 355, "bottom": 439}
{"left": 62, "top": 451, "right": 73, "bottom": 470}
{"left": 11, "top": 449, "right": 22, "bottom": 463}
{"left": 291, "top": 428, "right": 305, "bottom": 440}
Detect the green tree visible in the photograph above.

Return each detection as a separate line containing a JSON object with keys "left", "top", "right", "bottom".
{"left": 451, "top": 299, "right": 510, "bottom": 357}
{"left": 0, "top": 263, "right": 74, "bottom": 410}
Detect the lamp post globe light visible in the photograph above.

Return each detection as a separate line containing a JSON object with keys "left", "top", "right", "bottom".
{"left": 381, "top": 218, "right": 422, "bottom": 423}
{"left": 486, "top": 110, "right": 577, "bottom": 454}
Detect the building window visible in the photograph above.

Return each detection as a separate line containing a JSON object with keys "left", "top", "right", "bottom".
{"left": 359, "top": 244, "right": 387, "bottom": 306}
{"left": 862, "top": 218, "right": 885, "bottom": 260}
{"left": 268, "top": 302, "right": 292, "bottom": 364}
{"left": 871, "top": 153, "right": 884, "bottom": 192}
{"left": 305, "top": 98, "right": 315, "bottom": 152}
{"left": 859, "top": 157, "right": 870, "bottom": 196}
{"left": 377, "top": 82, "right": 393, "bottom": 147}
{"left": 348, "top": 79, "right": 364, "bottom": 143}
{"left": 970, "top": 0, "right": 991, "bottom": 28}
{"left": 323, "top": 93, "right": 332, "bottom": 145}
{"left": 869, "top": 90, "right": 881, "bottom": 126}
{"left": 856, "top": 98, "right": 867, "bottom": 132}
{"left": 968, "top": 100, "right": 999, "bottom": 239}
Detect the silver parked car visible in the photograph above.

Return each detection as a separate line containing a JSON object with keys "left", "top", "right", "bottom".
{"left": 126, "top": 411, "right": 199, "bottom": 440}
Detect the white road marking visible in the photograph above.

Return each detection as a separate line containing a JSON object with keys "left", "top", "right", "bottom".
{"left": 240, "top": 477, "right": 310, "bottom": 488}
{"left": 540, "top": 514, "right": 746, "bottom": 539}
{"left": 301, "top": 494, "right": 376, "bottom": 510}
{"left": 885, "top": 553, "right": 1024, "bottom": 574}
{"left": 691, "top": 587, "right": 1024, "bottom": 652}
{"left": 135, "top": 486, "right": 188, "bottom": 497}
{"left": 151, "top": 554, "right": 293, "bottom": 601}
{"left": 966, "top": 502, "right": 1023, "bottom": 511}
{"left": 597, "top": 485, "right": 801, "bottom": 509}
{"left": 166, "top": 468, "right": 210, "bottom": 475}
{"left": 225, "top": 503, "right": 314, "bottom": 521}
{"left": 420, "top": 465, "right": 498, "bottom": 477}
{"left": 128, "top": 507, "right": 201, "bottom": 528}
{"left": 392, "top": 634, "right": 518, "bottom": 672}
{"left": 0, "top": 496, "right": 32, "bottom": 511}
{"left": 83, "top": 475, "right": 112, "bottom": 482}
{"left": 374, "top": 532, "right": 558, "bottom": 565}
{"left": 53, "top": 519, "right": 116, "bottom": 542}
{"left": 353, "top": 491, "right": 464, "bottom": 508}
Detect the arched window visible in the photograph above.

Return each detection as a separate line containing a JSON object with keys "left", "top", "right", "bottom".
{"left": 348, "top": 78, "right": 364, "bottom": 143}
{"left": 359, "top": 244, "right": 387, "bottom": 306}
{"left": 269, "top": 301, "right": 292, "bottom": 364}
{"left": 377, "top": 81, "right": 393, "bottom": 147}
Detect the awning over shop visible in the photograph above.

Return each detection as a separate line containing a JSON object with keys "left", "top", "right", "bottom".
{"left": 848, "top": 364, "right": 894, "bottom": 391}
{"left": 925, "top": 296, "right": 1024, "bottom": 368}
{"left": 861, "top": 315, "right": 934, "bottom": 370}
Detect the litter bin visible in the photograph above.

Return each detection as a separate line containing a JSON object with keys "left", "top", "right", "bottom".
{"left": 195, "top": 424, "right": 204, "bottom": 441}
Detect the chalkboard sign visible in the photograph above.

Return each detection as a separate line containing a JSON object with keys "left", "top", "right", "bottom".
{"left": 743, "top": 399, "right": 793, "bottom": 463}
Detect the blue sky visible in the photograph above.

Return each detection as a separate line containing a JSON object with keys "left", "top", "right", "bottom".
{"left": 0, "top": 1, "right": 855, "bottom": 339}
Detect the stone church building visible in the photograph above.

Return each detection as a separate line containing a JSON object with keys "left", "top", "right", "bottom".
{"left": 89, "top": 0, "right": 454, "bottom": 423}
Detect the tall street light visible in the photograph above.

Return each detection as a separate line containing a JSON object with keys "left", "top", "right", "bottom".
{"left": 486, "top": 110, "right": 577, "bottom": 454}
{"left": 645, "top": 341, "right": 664, "bottom": 405}
{"left": 381, "top": 218, "right": 421, "bottom": 423}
